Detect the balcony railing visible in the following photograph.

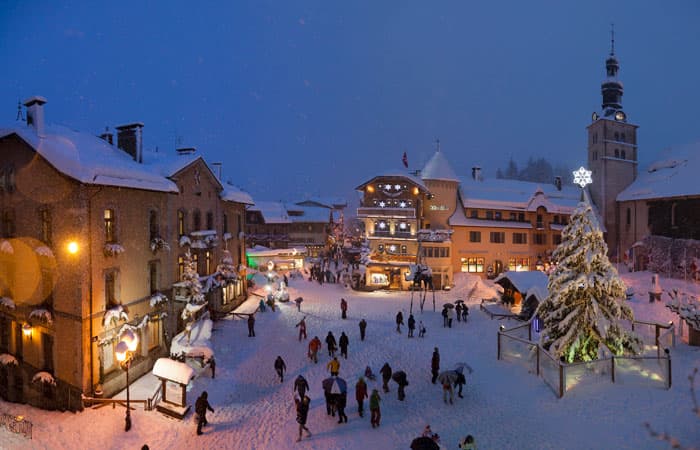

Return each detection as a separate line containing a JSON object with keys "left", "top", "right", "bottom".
{"left": 357, "top": 207, "right": 416, "bottom": 218}
{"left": 369, "top": 231, "right": 414, "bottom": 239}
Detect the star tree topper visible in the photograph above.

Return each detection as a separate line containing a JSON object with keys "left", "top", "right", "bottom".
{"left": 573, "top": 166, "right": 593, "bottom": 188}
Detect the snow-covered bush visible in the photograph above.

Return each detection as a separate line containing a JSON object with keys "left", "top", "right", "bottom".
{"left": 666, "top": 289, "right": 700, "bottom": 331}
{"left": 150, "top": 237, "right": 171, "bottom": 253}
{"left": 32, "top": 371, "right": 56, "bottom": 386}
{"left": 0, "top": 296, "right": 15, "bottom": 310}
{"left": 103, "top": 304, "right": 128, "bottom": 327}
{"left": 179, "top": 235, "right": 191, "bottom": 247}
{"left": 216, "top": 250, "right": 238, "bottom": 280}
{"left": 103, "top": 243, "right": 125, "bottom": 257}
{"left": 149, "top": 292, "right": 169, "bottom": 308}
{"left": 0, "top": 353, "right": 19, "bottom": 366}
{"left": 29, "top": 308, "right": 53, "bottom": 325}
{"left": 537, "top": 201, "right": 642, "bottom": 363}
{"left": 182, "top": 251, "right": 205, "bottom": 305}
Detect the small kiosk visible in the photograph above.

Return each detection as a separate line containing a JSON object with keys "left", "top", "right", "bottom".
{"left": 152, "top": 358, "right": 195, "bottom": 419}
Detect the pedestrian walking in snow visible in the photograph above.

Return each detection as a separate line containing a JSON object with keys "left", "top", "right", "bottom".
{"left": 422, "top": 424, "right": 433, "bottom": 438}
{"left": 448, "top": 307, "right": 455, "bottom": 328}
{"left": 441, "top": 306, "right": 448, "bottom": 327}
{"left": 336, "top": 390, "right": 348, "bottom": 424}
{"left": 322, "top": 377, "right": 336, "bottom": 417}
{"left": 294, "top": 395, "right": 312, "bottom": 442}
{"left": 456, "top": 303, "right": 462, "bottom": 322}
{"left": 462, "top": 305, "right": 469, "bottom": 322}
{"left": 247, "top": 314, "right": 256, "bottom": 337}
{"left": 283, "top": 273, "right": 289, "bottom": 287}
{"left": 355, "top": 377, "right": 368, "bottom": 417}
{"left": 442, "top": 379, "right": 455, "bottom": 404}
{"left": 369, "top": 389, "right": 381, "bottom": 428}
{"left": 364, "top": 366, "right": 376, "bottom": 381}
{"left": 380, "top": 362, "right": 392, "bottom": 393}
{"left": 455, "top": 371, "right": 466, "bottom": 399}
{"left": 325, "top": 331, "right": 337, "bottom": 358}
{"left": 327, "top": 356, "right": 340, "bottom": 376}
{"left": 294, "top": 296, "right": 303, "bottom": 312}
{"left": 431, "top": 348, "right": 440, "bottom": 384}
{"left": 392, "top": 370, "right": 408, "bottom": 401}
{"left": 195, "top": 391, "right": 214, "bottom": 436}
{"left": 396, "top": 311, "right": 404, "bottom": 333}
{"left": 407, "top": 314, "right": 416, "bottom": 338}
{"left": 358, "top": 318, "right": 367, "bottom": 341}
{"left": 339, "top": 332, "right": 349, "bottom": 359}
{"left": 294, "top": 374, "right": 310, "bottom": 399}
{"left": 418, "top": 321, "right": 426, "bottom": 338}
{"left": 340, "top": 298, "right": 348, "bottom": 319}
{"left": 210, "top": 357, "right": 216, "bottom": 379}
{"left": 308, "top": 336, "right": 322, "bottom": 363}
{"left": 274, "top": 356, "right": 287, "bottom": 383}
{"left": 296, "top": 317, "right": 307, "bottom": 341}
{"left": 459, "top": 434, "right": 477, "bottom": 449}
{"left": 258, "top": 299, "right": 266, "bottom": 313}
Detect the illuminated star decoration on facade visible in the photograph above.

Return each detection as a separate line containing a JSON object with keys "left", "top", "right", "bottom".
{"left": 573, "top": 166, "right": 593, "bottom": 188}
{"left": 379, "top": 201, "right": 386, "bottom": 208}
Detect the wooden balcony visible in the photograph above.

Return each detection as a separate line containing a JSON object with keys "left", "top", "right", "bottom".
{"left": 357, "top": 207, "right": 416, "bottom": 218}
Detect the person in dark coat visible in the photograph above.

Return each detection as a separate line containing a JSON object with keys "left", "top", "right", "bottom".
{"left": 336, "top": 390, "right": 348, "bottom": 424}
{"left": 325, "top": 331, "right": 337, "bottom": 357}
{"left": 455, "top": 303, "right": 462, "bottom": 322}
{"left": 431, "top": 348, "right": 440, "bottom": 384}
{"left": 393, "top": 371, "right": 408, "bottom": 401}
{"left": 338, "top": 332, "right": 349, "bottom": 359}
{"left": 418, "top": 320, "right": 426, "bottom": 338}
{"left": 195, "top": 391, "right": 214, "bottom": 435}
{"left": 294, "top": 395, "right": 312, "bottom": 442}
{"left": 407, "top": 314, "right": 416, "bottom": 338}
{"left": 369, "top": 389, "right": 381, "bottom": 428}
{"left": 248, "top": 314, "right": 256, "bottom": 337}
{"left": 395, "top": 311, "right": 404, "bottom": 333}
{"left": 355, "top": 376, "right": 368, "bottom": 417}
{"left": 462, "top": 305, "right": 469, "bottom": 322}
{"left": 358, "top": 319, "right": 367, "bottom": 341}
{"left": 296, "top": 317, "right": 307, "bottom": 341}
{"left": 441, "top": 306, "right": 448, "bottom": 327}
{"left": 364, "top": 366, "right": 376, "bottom": 381}
{"left": 322, "top": 377, "right": 336, "bottom": 416}
{"left": 209, "top": 357, "right": 216, "bottom": 379}
{"left": 258, "top": 299, "right": 266, "bottom": 312}
{"left": 455, "top": 371, "right": 466, "bottom": 399}
{"left": 380, "top": 362, "right": 392, "bottom": 393}
{"left": 340, "top": 298, "right": 348, "bottom": 319}
{"left": 274, "top": 356, "right": 287, "bottom": 383}
{"left": 283, "top": 273, "right": 289, "bottom": 287}
{"left": 294, "top": 374, "right": 310, "bottom": 398}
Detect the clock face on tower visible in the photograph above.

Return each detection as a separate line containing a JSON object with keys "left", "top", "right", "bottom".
{"left": 592, "top": 112, "right": 599, "bottom": 121}
{"left": 614, "top": 111, "right": 626, "bottom": 121}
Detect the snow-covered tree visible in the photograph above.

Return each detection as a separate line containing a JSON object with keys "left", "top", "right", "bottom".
{"left": 537, "top": 201, "right": 642, "bottom": 362}
{"left": 216, "top": 249, "right": 238, "bottom": 280}
{"left": 182, "top": 250, "right": 205, "bottom": 305}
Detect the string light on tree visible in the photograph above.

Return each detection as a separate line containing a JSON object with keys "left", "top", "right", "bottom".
{"left": 573, "top": 166, "right": 593, "bottom": 188}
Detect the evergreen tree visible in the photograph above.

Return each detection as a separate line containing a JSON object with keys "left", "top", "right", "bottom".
{"left": 505, "top": 157, "right": 518, "bottom": 179}
{"left": 216, "top": 249, "right": 237, "bottom": 280}
{"left": 183, "top": 250, "right": 205, "bottom": 305}
{"left": 537, "top": 201, "right": 642, "bottom": 362}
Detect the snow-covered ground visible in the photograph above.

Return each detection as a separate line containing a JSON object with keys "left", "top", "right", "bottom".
{"left": 1, "top": 270, "right": 699, "bottom": 450}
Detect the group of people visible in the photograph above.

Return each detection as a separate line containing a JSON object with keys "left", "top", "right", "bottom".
{"left": 395, "top": 311, "right": 427, "bottom": 337}
{"left": 441, "top": 303, "right": 469, "bottom": 328}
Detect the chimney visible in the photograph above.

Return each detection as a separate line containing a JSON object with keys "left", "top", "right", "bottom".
{"left": 212, "top": 162, "right": 222, "bottom": 180}
{"left": 554, "top": 176, "right": 562, "bottom": 191}
{"left": 24, "top": 96, "right": 47, "bottom": 137}
{"left": 176, "top": 147, "right": 196, "bottom": 155}
{"left": 472, "top": 166, "right": 481, "bottom": 181}
{"left": 99, "top": 128, "right": 114, "bottom": 145}
{"left": 116, "top": 122, "right": 144, "bottom": 163}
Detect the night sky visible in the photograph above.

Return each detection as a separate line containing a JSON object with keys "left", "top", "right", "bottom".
{"left": 1, "top": 1, "right": 698, "bottom": 202}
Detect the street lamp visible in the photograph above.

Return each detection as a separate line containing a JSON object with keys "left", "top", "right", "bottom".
{"left": 115, "top": 329, "right": 138, "bottom": 432}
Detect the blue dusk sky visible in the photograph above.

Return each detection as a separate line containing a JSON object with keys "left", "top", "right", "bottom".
{"left": 1, "top": 1, "right": 698, "bottom": 202}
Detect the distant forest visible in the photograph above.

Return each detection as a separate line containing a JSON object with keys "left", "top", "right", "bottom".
{"left": 495, "top": 157, "right": 574, "bottom": 184}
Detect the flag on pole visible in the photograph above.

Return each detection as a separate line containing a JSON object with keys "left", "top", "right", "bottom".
{"left": 402, "top": 151, "right": 408, "bottom": 168}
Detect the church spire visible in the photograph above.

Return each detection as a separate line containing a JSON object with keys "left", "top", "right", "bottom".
{"left": 601, "top": 26, "right": 625, "bottom": 119}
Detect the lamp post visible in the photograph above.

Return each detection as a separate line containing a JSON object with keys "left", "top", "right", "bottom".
{"left": 115, "top": 329, "right": 138, "bottom": 432}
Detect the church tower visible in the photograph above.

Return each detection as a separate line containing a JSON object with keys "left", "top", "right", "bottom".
{"left": 587, "top": 29, "right": 638, "bottom": 256}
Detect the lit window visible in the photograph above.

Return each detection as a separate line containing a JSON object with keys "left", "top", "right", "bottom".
{"left": 104, "top": 209, "right": 115, "bottom": 243}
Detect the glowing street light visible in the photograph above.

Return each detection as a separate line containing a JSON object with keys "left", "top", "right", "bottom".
{"left": 115, "top": 329, "right": 139, "bottom": 432}
{"left": 67, "top": 241, "right": 79, "bottom": 254}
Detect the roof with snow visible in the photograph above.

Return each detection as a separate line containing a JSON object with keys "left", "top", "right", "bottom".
{"left": 421, "top": 150, "right": 459, "bottom": 182}
{"left": 617, "top": 143, "right": 700, "bottom": 202}
{"left": 296, "top": 197, "right": 348, "bottom": 209}
{"left": 248, "top": 201, "right": 291, "bottom": 224}
{"left": 0, "top": 123, "right": 178, "bottom": 193}
{"left": 221, "top": 184, "right": 255, "bottom": 205}
{"left": 286, "top": 204, "right": 332, "bottom": 223}
{"left": 355, "top": 169, "right": 430, "bottom": 193}
{"left": 152, "top": 357, "right": 194, "bottom": 385}
{"left": 494, "top": 270, "right": 549, "bottom": 295}
{"left": 458, "top": 176, "right": 580, "bottom": 213}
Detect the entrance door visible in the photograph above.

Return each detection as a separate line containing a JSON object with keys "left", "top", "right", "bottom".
{"left": 494, "top": 260, "right": 504, "bottom": 276}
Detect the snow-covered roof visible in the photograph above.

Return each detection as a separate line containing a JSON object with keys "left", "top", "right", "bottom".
{"left": 0, "top": 123, "right": 179, "bottom": 193}
{"left": 296, "top": 197, "right": 347, "bottom": 209}
{"left": 494, "top": 270, "right": 549, "bottom": 295}
{"left": 459, "top": 176, "right": 580, "bottom": 213}
{"left": 246, "top": 245, "right": 305, "bottom": 257}
{"left": 449, "top": 217, "right": 533, "bottom": 229}
{"left": 248, "top": 201, "right": 291, "bottom": 224}
{"left": 221, "top": 184, "right": 255, "bottom": 205}
{"left": 617, "top": 142, "right": 700, "bottom": 202}
{"left": 421, "top": 150, "right": 459, "bottom": 182}
{"left": 152, "top": 357, "right": 194, "bottom": 385}
{"left": 286, "top": 204, "right": 332, "bottom": 223}
{"left": 355, "top": 169, "right": 430, "bottom": 193}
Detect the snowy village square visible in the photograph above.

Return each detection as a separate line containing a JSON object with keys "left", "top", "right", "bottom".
{"left": 1, "top": 2, "right": 700, "bottom": 450}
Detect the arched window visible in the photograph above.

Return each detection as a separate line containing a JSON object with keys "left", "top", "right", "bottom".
{"left": 614, "top": 149, "right": 620, "bottom": 158}
{"left": 621, "top": 150, "right": 626, "bottom": 159}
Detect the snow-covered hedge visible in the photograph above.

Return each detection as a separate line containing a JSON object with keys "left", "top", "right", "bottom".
{"left": 32, "top": 371, "right": 56, "bottom": 386}
{"left": 150, "top": 237, "right": 171, "bottom": 253}
{"left": 149, "top": 292, "right": 169, "bottom": 308}
{"left": 666, "top": 289, "right": 700, "bottom": 330}
{"left": 179, "top": 236, "right": 191, "bottom": 247}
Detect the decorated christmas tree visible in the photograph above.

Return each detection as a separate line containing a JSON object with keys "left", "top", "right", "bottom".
{"left": 537, "top": 200, "right": 642, "bottom": 362}
{"left": 216, "top": 249, "right": 238, "bottom": 280}
{"left": 182, "top": 250, "right": 205, "bottom": 305}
